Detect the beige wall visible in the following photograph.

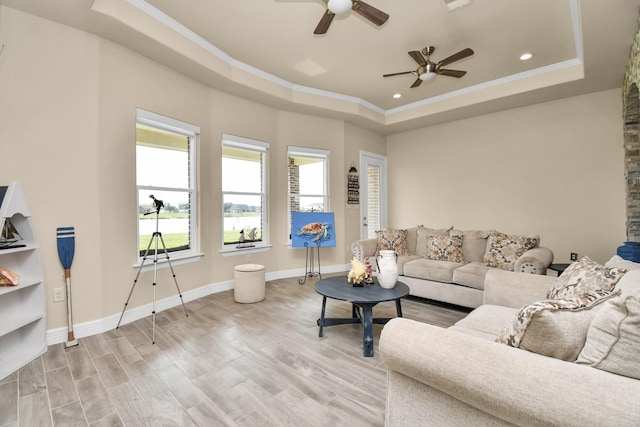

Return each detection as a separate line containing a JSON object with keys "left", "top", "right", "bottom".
{"left": 386, "top": 89, "right": 626, "bottom": 264}
{"left": 344, "top": 123, "right": 386, "bottom": 254}
{"left": 0, "top": 6, "right": 627, "bottom": 335}
{"left": 0, "top": 7, "right": 384, "bottom": 332}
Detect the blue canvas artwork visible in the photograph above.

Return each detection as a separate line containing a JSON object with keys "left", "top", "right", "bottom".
{"left": 291, "top": 212, "right": 336, "bottom": 248}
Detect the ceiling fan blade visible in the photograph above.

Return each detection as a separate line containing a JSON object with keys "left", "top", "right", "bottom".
{"left": 383, "top": 71, "right": 415, "bottom": 77}
{"left": 437, "top": 69, "right": 467, "bottom": 78}
{"left": 352, "top": 1, "right": 389, "bottom": 26}
{"left": 408, "top": 51, "right": 426, "bottom": 66}
{"left": 314, "top": 10, "right": 335, "bottom": 34}
{"left": 437, "top": 48, "right": 474, "bottom": 67}
{"left": 410, "top": 78, "right": 423, "bottom": 88}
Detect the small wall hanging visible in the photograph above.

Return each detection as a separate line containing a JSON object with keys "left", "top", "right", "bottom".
{"left": 347, "top": 163, "right": 359, "bottom": 205}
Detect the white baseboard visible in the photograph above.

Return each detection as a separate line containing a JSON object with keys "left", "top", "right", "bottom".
{"left": 47, "top": 263, "right": 349, "bottom": 345}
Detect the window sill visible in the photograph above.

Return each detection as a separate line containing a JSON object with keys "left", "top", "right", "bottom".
{"left": 219, "top": 244, "right": 272, "bottom": 257}
{"left": 133, "top": 252, "right": 204, "bottom": 272}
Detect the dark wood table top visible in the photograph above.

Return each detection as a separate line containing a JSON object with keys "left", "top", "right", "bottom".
{"left": 314, "top": 276, "right": 409, "bottom": 304}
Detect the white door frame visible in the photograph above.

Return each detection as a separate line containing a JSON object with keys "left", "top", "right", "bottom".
{"left": 359, "top": 150, "right": 388, "bottom": 240}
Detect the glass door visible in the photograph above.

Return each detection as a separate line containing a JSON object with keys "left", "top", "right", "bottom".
{"left": 360, "top": 151, "right": 387, "bottom": 239}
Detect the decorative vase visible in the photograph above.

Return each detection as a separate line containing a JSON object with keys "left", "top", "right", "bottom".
{"left": 376, "top": 250, "right": 398, "bottom": 289}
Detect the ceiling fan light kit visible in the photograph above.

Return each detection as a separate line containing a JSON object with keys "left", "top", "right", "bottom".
{"left": 442, "top": 0, "right": 473, "bottom": 12}
{"left": 383, "top": 46, "right": 474, "bottom": 88}
{"left": 327, "top": 0, "right": 352, "bottom": 14}
{"left": 419, "top": 72, "right": 437, "bottom": 81}
{"left": 314, "top": 0, "right": 389, "bottom": 34}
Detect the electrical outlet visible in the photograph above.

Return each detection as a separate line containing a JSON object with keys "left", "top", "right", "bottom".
{"left": 53, "top": 287, "right": 65, "bottom": 302}
{"left": 570, "top": 252, "right": 578, "bottom": 261}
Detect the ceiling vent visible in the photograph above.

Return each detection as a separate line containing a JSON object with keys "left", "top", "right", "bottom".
{"left": 442, "top": 0, "right": 472, "bottom": 12}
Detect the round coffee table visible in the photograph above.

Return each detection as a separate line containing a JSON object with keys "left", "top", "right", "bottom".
{"left": 314, "top": 276, "right": 409, "bottom": 357}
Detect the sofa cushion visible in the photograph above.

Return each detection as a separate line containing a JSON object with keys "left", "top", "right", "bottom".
{"left": 375, "top": 228, "right": 409, "bottom": 256}
{"left": 459, "top": 230, "right": 490, "bottom": 263}
{"left": 452, "top": 262, "right": 492, "bottom": 290}
{"left": 424, "top": 231, "right": 464, "bottom": 263}
{"left": 395, "top": 255, "right": 422, "bottom": 276}
{"left": 483, "top": 231, "right": 538, "bottom": 271}
{"left": 415, "top": 226, "right": 452, "bottom": 258}
{"left": 575, "top": 294, "right": 640, "bottom": 380}
{"left": 453, "top": 304, "right": 517, "bottom": 337}
{"left": 403, "top": 258, "right": 464, "bottom": 283}
{"left": 496, "top": 289, "right": 619, "bottom": 361}
{"left": 547, "top": 256, "right": 627, "bottom": 299}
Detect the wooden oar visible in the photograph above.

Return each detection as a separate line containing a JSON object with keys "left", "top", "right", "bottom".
{"left": 56, "top": 227, "right": 78, "bottom": 347}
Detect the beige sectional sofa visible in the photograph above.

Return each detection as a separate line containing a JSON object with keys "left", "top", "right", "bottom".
{"left": 380, "top": 255, "right": 640, "bottom": 427}
{"left": 351, "top": 226, "right": 554, "bottom": 308}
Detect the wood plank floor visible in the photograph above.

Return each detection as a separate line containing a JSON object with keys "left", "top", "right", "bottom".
{"left": 0, "top": 274, "right": 470, "bottom": 427}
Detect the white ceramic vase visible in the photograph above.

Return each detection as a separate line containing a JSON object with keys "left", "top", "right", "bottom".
{"left": 376, "top": 250, "right": 398, "bottom": 289}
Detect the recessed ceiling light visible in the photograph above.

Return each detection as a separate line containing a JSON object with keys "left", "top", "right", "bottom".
{"left": 393, "top": 93, "right": 402, "bottom": 99}
{"left": 520, "top": 53, "right": 533, "bottom": 61}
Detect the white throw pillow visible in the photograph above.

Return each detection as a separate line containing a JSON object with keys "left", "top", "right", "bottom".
{"left": 575, "top": 294, "right": 640, "bottom": 379}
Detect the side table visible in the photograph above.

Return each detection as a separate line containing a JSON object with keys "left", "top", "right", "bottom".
{"left": 548, "top": 263, "right": 571, "bottom": 276}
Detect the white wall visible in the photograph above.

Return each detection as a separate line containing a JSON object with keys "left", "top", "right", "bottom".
{"left": 386, "top": 89, "right": 626, "bottom": 264}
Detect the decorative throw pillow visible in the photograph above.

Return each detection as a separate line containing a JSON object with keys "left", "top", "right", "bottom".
{"left": 496, "top": 289, "right": 619, "bottom": 361}
{"left": 575, "top": 294, "right": 640, "bottom": 379}
{"left": 424, "top": 231, "right": 464, "bottom": 263}
{"left": 483, "top": 231, "right": 538, "bottom": 271}
{"left": 547, "top": 256, "right": 627, "bottom": 299}
{"left": 375, "top": 228, "right": 409, "bottom": 256}
{"left": 415, "top": 226, "right": 453, "bottom": 258}
{"left": 605, "top": 255, "right": 640, "bottom": 271}
{"left": 460, "top": 230, "right": 491, "bottom": 263}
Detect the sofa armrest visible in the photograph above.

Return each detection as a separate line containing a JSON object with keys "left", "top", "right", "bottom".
{"left": 380, "top": 318, "right": 640, "bottom": 427}
{"left": 483, "top": 269, "right": 555, "bottom": 308}
{"left": 351, "top": 238, "right": 378, "bottom": 263}
{"left": 514, "top": 246, "right": 554, "bottom": 274}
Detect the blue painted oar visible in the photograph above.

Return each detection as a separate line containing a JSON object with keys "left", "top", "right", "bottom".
{"left": 57, "top": 227, "right": 78, "bottom": 347}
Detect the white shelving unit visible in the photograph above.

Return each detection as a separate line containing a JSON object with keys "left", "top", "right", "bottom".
{"left": 0, "top": 181, "right": 47, "bottom": 380}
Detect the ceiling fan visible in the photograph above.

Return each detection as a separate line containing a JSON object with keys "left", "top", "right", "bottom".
{"left": 383, "top": 46, "right": 474, "bottom": 88}
{"left": 314, "top": 0, "right": 389, "bottom": 34}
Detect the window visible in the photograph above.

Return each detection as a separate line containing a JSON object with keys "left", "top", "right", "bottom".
{"left": 136, "top": 109, "right": 199, "bottom": 260}
{"left": 287, "top": 146, "right": 329, "bottom": 239}
{"left": 222, "top": 134, "right": 269, "bottom": 250}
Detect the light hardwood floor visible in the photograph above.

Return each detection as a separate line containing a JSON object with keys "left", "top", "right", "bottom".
{"left": 0, "top": 275, "right": 470, "bottom": 427}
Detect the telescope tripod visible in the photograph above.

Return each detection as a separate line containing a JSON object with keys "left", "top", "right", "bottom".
{"left": 117, "top": 198, "right": 188, "bottom": 344}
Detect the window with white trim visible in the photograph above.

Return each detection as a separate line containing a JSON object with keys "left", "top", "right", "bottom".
{"left": 222, "top": 134, "right": 269, "bottom": 250}
{"left": 135, "top": 109, "right": 198, "bottom": 260}
{"left": 287, "top": 146, "right": 329, "bottom": 239}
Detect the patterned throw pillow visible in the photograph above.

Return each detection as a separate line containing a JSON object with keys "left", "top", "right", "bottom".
{"left": 424, "top": 231, "right": 464, "bottom": 263}
{"left": 483, "top": 231, "right": 538, "bottom": 271}
{"left": 547, "top": 256, "right": 627, "bottom": 299}
{"left": 375, "top": 228, "right": 409, "bottom": 256}
{"left": 496, "top": 289, "right": 620, "bottom": 361}
{"left": 415, "top": 226, "right": 453, "bottom": 258}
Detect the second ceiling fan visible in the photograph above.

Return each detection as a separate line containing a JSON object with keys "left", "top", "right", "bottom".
{"left": 383, "top": 46, "right": 474, "bottom": 88}
{"left": 314, "top": 0, "right": 389, "bottom": 34}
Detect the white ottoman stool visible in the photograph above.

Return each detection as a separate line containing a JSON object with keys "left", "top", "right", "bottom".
{"left": 234, "top": 264, "right": 265, "bottom": 303}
